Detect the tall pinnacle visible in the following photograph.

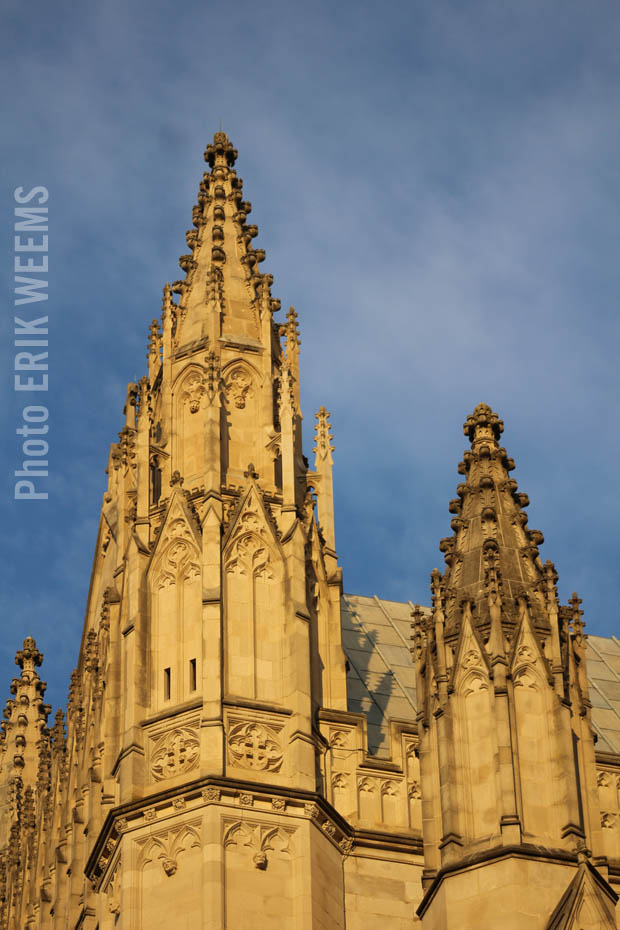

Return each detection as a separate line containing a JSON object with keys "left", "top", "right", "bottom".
{"left": 436, "top": 403, "right": 548, "bottom": 637}
{"left": 166, "top": 130, "right": 277, "bottom": 350}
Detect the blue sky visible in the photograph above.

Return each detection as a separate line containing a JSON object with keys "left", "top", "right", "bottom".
{"left": 1, "top": 0, "right": 619, "bottom": 710}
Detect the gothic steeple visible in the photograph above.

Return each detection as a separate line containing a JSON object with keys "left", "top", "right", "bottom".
{"left": 412, "top": 405, "right": 611, "bottom": 930}
{"left": 437, "top": 402, "right": 549, "bottom": 640}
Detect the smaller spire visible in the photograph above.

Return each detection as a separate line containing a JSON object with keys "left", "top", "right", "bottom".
{"left": 569, "top": 592, "right": 585, "bottom": 643}
{"left": 285, "top": 307, "right": 301, "bottom": 353}
{"left": 313, "top": 407, "right": 334, "bottom": 466}
{"left": 410, "top": 604, "right": 426, "bottom": 661}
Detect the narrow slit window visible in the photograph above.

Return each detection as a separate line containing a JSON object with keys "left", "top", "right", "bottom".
{"left": 189, "top": 658, "right": 197, "bottom": 692}
{"left": 163, "top": 667, "right": 171, "bottom": 701}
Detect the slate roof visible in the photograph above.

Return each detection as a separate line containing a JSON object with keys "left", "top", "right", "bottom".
{"left": 341, "top": 593, "right": 620, "bottom": 758}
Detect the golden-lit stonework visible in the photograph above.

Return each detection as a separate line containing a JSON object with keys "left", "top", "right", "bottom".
{"left": 1, "top": 133, "right": 618, "bottom": 929}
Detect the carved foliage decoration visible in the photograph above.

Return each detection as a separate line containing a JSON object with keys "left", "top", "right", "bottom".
{"left": 137, "top": 822, "right": 201, "bottom": 877}
{"left": 150, "top": 727, "right": 200, "bottom": 781}
{"left": 223, "top": 820, "right": 294, "bottom": 870}
{"left": 227, "top": 720, "right": 283, "bottom": 773}
{"left": 448, "top": 603, "right": 490, "bottom": 700}
{"left": 178, "top": 368, "right": 207, "bottom": 414}
{"left": 329, "top": 729, "right": 349, "bottom": 749}
{"left": 224, "top": 490, "right": 278, "bottom": 581}
{"left": 511, "top": 617, "right": 544, "bottom": 691}
{"left": 152, "top": 504, "right": 201, "bottom": 590}
{"left": 225, "top": 530, "right": 274, "bottom": 580}
{"left": 224, "top": 364, "right": 254, "bottom": 410}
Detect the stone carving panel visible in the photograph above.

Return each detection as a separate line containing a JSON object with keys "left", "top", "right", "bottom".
{"left": 223, "top": 819, "right": 294, "bottom": 869}
{"left": 179, "top": 369, "right": 207, "bottom": 414}
{"left": 137, "top": 821, "right": 201, "bottom": 877}
{"left": 224, "top": 365, "right": 254, "bottom": 409}
{"left": 227, "top": 720, "right": 283, "bottom": 773}
{"left": 150, "top": 726, "right": 200, "bottom": 781}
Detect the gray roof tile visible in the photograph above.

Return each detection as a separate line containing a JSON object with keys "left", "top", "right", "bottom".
{"left": 341, "top": 593, "right": 620, "bottom": 760}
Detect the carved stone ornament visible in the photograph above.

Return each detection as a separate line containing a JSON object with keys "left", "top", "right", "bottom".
{"left": 225, "top": 366, "right": 253, "bottom": 409}
{"left": 202, "top": 786, "right": 221, "bottom": 802}
{"left": 180, "top": 370, "right": 207, "bottom": 414}
{"left": 462, "top": 649, "right": 482, "bottom": 671}
{"left": 409, "top": 781, "right": 422, "bottom": 800}
{"left": 150, "top": 727, "right": 199, "bottom": 781}
{"left": 227, "top": 721, "right": 283, "bottom": 773}
{"left": 271, "top": 797, "right": 286, "bottom": 811}
{"left": 239, "top": 793, "right": 254, "bottom": 807}
{"left": 329, "top": 729, "right": 349, "bottom": 749}
{"left": 223, "top": 820, "right": 295, "bottom": 870}
{"left": 162, "top": 857, "right": 177, "bottom": 877}
{"left": 137, "top": 822, "right": 201, "bottom": 878}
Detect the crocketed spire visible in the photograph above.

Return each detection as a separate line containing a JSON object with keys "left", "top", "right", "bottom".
{"left": 157, "top": 129, "right": 279, "bottom": 350}
{"left": 432, "top": 402, "right": 549, "bottom": 638}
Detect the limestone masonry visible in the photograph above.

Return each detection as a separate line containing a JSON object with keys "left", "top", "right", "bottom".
{"left": 1, "top": 132, "right": 618, "bottom": 929}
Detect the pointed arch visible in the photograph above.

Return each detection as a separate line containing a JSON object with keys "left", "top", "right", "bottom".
{"left": 221, "top": 358, "right": 263, "bottom": 482}
{"left": 148, "top": 493, "right": 202, "bottom": 710}
{"left": 223, "top": 487, "right": 284, "bottom": 703}
{"left": 452, "top": 613, "right": 498, "bottom": 844}
{"left": 510, "top": 612, "right": 559, "bottom": 843}
{"left": 172, "top": 363, "right": 208, "bottom": 480}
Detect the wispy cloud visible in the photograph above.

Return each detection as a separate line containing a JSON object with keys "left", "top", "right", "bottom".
{"left": 1, "top": 0, "right": 618, "bottom": 709}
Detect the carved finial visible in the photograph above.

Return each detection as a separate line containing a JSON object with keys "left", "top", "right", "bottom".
{"left": 205, "top": 350, "right": 221, "bottom": 404}
{"left": 410, "top": 605, "right": 426, "bottom": 660}
{"left": 243, "top": 463, "right": 259, "bottom": 480}
{"left": 84, "top": 630, "right": 99, "bottom": 675}
{"left": 285, "top": 307, "right": 300, "bottom": 352}
{"left": 313, "top": 407, "right": 334, "bottom": 465}
{"left": 569, "top": 592, "right": 585, "bottom": 643}
{"left": 204, "top": 131, "right": 238, "bottom": 168}
{"left": 463, "top": 403, "right": 504, "bottom": 448}
{"left": 162, "top": 283, "right": 173, "bottom": 321}
{"left": 15, "top": 637, "right": 42, "bottom": 671}
{"left": 51, "top": 709, "right": 65, "bottom": 754}
{"left": 169, "top": 471, "right": 184, "bottom": 488}
{"left": 278, "top": 361, "right": 295, "bottom": 417}
{"left": 542, "top": 560, "right": 559, "bottom": 606}
{"left": 430, "top": 569, "right": 444, "bottom": 610}
{"left": 123, "top": 382, "right": 138, "bottom": 429}
{"left": 147, "top": 318, "right": 161, "bottom": 368}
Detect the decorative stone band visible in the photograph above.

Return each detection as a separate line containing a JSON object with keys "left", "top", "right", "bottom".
{"left": 84, "top": 779, "right": 401, "bottom": 890}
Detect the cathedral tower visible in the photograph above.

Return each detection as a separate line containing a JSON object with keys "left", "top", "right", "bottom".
{"left": 2, "top": 137, "right": 618, "bottom": 930}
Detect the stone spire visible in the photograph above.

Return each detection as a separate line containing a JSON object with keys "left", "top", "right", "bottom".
{"left": 0, "top": 638, "right": 49, "bottom": 788}
{"left": 436, "top": 402, "right": 548, "bottom": 641}
{"left": 165, "top": 130, "right": 278, "bottom": 351}
{"left": 412, "top": 405, "right": 608, "bottom": 930}
{"left": 0, "top": 637, "right": 50, "bottom": 899}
